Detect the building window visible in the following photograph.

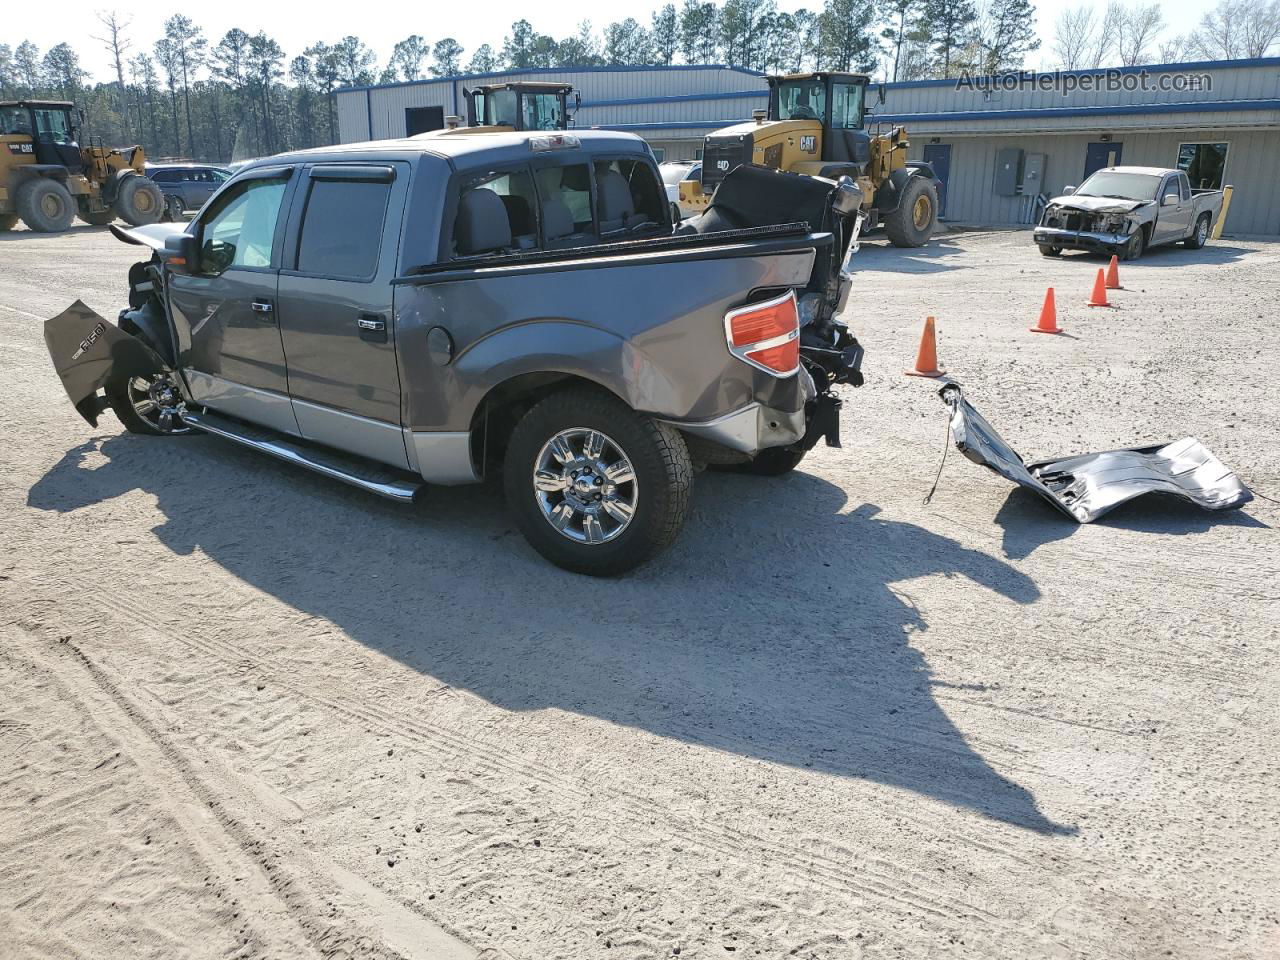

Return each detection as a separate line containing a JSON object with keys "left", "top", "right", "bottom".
{"left": 1176, "top": 142, "right": 1228, "bottom": 190}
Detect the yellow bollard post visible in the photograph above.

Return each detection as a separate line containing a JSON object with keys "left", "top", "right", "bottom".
{"left": 1212, "top": 184, "right": 1233, "bottom": 240}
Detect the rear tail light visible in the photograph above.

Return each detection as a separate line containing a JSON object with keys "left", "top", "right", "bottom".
{"left": 724, "top": 291, "right": 800, "bottom": 377}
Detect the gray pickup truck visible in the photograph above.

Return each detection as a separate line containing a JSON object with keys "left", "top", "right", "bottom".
{"left": 44, "top": 130, "right": 865, "bottom": 575}
{"left": 1034, "top": 165, "right": 1224, "bottom": 260}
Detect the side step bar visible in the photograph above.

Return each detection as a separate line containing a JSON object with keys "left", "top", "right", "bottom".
{"left": 182, "top": 409, "right": 423, "bottom": 502}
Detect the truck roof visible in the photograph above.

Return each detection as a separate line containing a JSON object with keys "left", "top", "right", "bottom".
{"left": 241, "top": 129, "right": 652, "bottom": 173}
{"left": 1095, "top": 166, "right": 1177, "bottom": 177}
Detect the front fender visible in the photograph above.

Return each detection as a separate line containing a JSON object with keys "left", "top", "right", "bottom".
{"left": 44, "top": 300, "right": 166, "bottom": 426}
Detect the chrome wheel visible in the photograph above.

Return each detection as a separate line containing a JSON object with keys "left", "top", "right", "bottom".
{"left": 127, "top": 374, "right": 191, "bottom": 434}
{"left": 533, "top": 427, "right": 638, "bottom": 544}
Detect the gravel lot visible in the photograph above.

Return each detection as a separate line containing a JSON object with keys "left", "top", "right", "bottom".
{"left": 1, "top": 224, "right": 1277, "bottom": 960}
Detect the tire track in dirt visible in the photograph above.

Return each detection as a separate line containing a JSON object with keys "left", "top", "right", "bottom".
{"left": 84, "top": 589, "right": 1035, "bottom": 933}
{"left": 6, "top": 622, "right": 478, "bottom": 960}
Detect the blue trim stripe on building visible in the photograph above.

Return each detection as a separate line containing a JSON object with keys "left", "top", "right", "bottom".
{"left": 874, "top": 98, "right": 1280, "bottom": 124}
{"left": 594, "top": 121, "right": 744, "bottom": 132}
{"left": 337, "top": 63, "right": 764, "bottom": 95}
{"left": 882, "top": 56, "right": 1280, "bottom": 90}
{"left": 579, "top": 89, "right": 764, "bottom": 110}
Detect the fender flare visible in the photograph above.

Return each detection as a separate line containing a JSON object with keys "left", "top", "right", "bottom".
{"left": 449, "top": 320, "right": 680, "bottom": 427}
{"left": 873, "top": 165, "right": 934, "bottom": 215}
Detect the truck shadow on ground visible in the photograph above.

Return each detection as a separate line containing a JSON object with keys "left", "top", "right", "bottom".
{"left": 30, "top": 434, "right": 1075, "bottom": 836}
{"left": 0, "top": 225, "right": 114, "bottom": 242}
{"left": 994, "top": 487, "right": 1268, "bottom": 560}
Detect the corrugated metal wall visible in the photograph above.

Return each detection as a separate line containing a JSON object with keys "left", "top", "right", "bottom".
{"left": 883, "top": 59, "right": 1280, "bottom": 118}
{"left": 908, "top": 128, "right": 1280, "bottom": 235}
{"left": 336, "top": 66, "right": 766, "bottom": 145}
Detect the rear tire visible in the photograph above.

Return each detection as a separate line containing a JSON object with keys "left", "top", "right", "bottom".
{"left": 106, "top": 373, "right": 193, "bottom": 436}
{"left": 884, "top": 176, "right": 937, "bottom": 248}
{"left": 16, "top": 178, "right": 75, "bottom": 232}
{"left": 0, "top": 213, "right": 18, "bottom": 231}
{"left": 724, "top": 446, "right": 807, "bottom": 476}
{"left": 160, "top": 194, "right": 184, "bottom": 222}
{"left": 503, "top": 386, "right": 693, "bottom": 576}
{"left": 1184, "top": 213, "right": 1211, "bottom": 249}
{"left": 115, "top": 175, "right": 164, "bottom": 226}
{"left": 1038, "top": 244, "right": 1061, "bottom": 257}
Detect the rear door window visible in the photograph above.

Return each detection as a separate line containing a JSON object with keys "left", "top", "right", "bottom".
{"left": 296, "top": 175, "right": 393, "bottom": 280}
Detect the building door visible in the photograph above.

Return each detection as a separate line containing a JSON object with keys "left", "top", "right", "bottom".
{"left": 1083, "top": 141, "right": 1122, "bottom": 181}
{"left": 922, "top": 143, "right": 951, "bottom": 217}
{"left": 405, "top": 106, "right": 444, "bottom": 136}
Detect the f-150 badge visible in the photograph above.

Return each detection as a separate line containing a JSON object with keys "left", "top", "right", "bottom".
{"left": 71, "top": 322, "right": 106, "bottom": 361}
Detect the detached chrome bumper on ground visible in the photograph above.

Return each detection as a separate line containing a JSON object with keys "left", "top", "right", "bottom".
{"left": 940, "top": 383, "right": 1253, "bottom": 522}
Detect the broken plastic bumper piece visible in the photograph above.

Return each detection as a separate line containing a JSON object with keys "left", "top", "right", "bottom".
{"left": 940, "top": 383, "right": 1253, "bottom": 522}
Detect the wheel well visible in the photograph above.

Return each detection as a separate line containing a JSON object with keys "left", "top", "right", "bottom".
{"left": 469, "top": 373, "right": 627, "bottom": 476}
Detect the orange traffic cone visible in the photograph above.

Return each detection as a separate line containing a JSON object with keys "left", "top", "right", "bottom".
{"left": 904, "top": 316, "right": 945, "bottom": 377}
{"left": 1105, "top": 255, "right": 1122, "bottom": 289}
{"left": 1029, "top": 287, "right": 1062, "bottom": 334}
{"left": 1086, "top": 268, "right": 1111, "bottom": 307}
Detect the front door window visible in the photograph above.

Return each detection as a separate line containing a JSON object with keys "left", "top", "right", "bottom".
{"left": 198, "top": 176, "right": 288, "bottom": 274}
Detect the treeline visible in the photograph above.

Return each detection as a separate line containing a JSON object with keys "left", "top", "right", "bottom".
{"left": 1, "top": 0, "right": 1276, "bottom": 164}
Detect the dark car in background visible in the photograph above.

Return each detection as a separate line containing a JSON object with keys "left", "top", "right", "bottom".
{"left": 145, "top": 163, "right": 231, "bottom": 220}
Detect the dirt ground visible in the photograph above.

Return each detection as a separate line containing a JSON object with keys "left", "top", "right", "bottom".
{"left": 1, "top": 224, "right": 1277, "bottom": 960}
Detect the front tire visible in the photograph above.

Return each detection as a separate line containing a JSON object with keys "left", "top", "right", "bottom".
{"left": 1184, "top": 213, "right": 1211, "bottom": 249}
{"left": 16, "top": 178, "right": 75, "bottom": 232}
{"left": 115, "top": 175, "right": 165, "bottom": 226}
{"left": 1038, "top": 244, "right": 1061, "bottom": 257}
{"left": 884, "top": 176, "right": 937, "bottom": 248}
{"left": 503, "top": 386, "right": 693, "bottom": 576}
{"left": 78, "top": 204, "right": 116, "bottom": 226}
{"left": 106, "top": 373, "right": 193, "bottom": 436}
{"left": 0, "top": 213, "right": 19, "bottom": 231}
{"left": 1122, "top": 228, "right": 1145, "bottom": 261}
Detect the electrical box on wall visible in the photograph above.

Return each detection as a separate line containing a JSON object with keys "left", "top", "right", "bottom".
{"left": 994, "top": 148, "right": 1023, "bottom": 196}
{"left": 1020, "top": 153, "right": 1047, "bottom": 195}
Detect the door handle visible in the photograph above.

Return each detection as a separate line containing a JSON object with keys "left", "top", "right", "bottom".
{"left": 251, "top": 299, "right": 274, "bottom": 321}
{"left": 357, "top": 313, "right": 388, "bottom": 343}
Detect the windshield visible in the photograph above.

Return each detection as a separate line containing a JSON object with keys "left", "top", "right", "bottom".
{"left": 660, "top": 164, "right": 693, "bottom": 185}
{"left": 521, "top": 93, "right": 563, "bottom": 131}
{"left": 1076, "top": 171, "right": 1160, "bottom": 202}
{"left": 775, "top": 79, "right": 826, "bottom": 122}
{"left": 487, "top": 90, "right": 518, "bottom": 127}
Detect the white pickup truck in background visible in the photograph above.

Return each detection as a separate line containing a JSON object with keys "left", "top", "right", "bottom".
{"left": 1034, "top": 166, "right": 1225, "bottom": 260}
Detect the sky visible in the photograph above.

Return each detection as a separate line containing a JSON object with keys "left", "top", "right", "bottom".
{"left": 5, "top": 0, "right": 1212, "bottom": 84}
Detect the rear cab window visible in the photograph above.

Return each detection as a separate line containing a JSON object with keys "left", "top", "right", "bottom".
{"left": 593, "top": 158, "right": 664, "bottom": 238}
{"left": 534, "top": 163, "right": 595, "bottom": 248}
{"left": 451, "top": 168, "right": 540, "bottom": 258}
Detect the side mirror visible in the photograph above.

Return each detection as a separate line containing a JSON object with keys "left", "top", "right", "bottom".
{"left": 1063, "top": 185, "right": 1076, "bottom": 195}
{"left": 1162, "top": 192, "right": 1179, "bottom": 206}
{"left": 163, "top": 232, "right": 199, "bottom": 275}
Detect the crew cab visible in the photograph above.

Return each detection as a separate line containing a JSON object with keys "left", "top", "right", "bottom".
{"left": 1034, "top": 165, "right": 1224, "bottom": 260}
{"left": 43, "top": 131, "right": 865, "bottom": 575}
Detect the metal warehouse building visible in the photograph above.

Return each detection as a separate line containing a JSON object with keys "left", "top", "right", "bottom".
{"left": 334, "top": 65, "right": 766, "bottom": 162}
{"left": 881, "top": 57, "right": 1280, "bottom": 236}
{"left": 336, "top": 57, "right": 1280, "bottom": 235}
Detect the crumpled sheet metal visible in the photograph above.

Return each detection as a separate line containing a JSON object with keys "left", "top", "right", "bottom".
{"left": 939, "top": 383, "right": 1253, "bottom": 523}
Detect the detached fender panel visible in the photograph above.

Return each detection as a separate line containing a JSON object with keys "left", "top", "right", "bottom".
{"left": 44, "top": 300, "right": 166, "bottom": 426}
{"left": 109, "top": 221, "right": 186, "bottom": 251}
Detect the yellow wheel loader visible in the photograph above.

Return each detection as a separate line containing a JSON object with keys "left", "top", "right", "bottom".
{"left": 413, "top": 82, "right": 579, "bottom": 137}
{"left": 679, "top": 72, "right": 939, "bottom": 247}
{"left": 0, "top": 100, "right": 164, "bottom": 233}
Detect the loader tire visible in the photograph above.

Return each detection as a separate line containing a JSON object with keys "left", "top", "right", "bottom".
{"left": 883, "top": 176, "right": 937, "bottom": 248}
{"left": 115, "top": 175, "right": 164, "bottom": 226}
{"left": 0, "top": 214, "right": 18, "bottom": 231}
{"left": 16, "top": 178, "right": 76, "bottom": 232}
